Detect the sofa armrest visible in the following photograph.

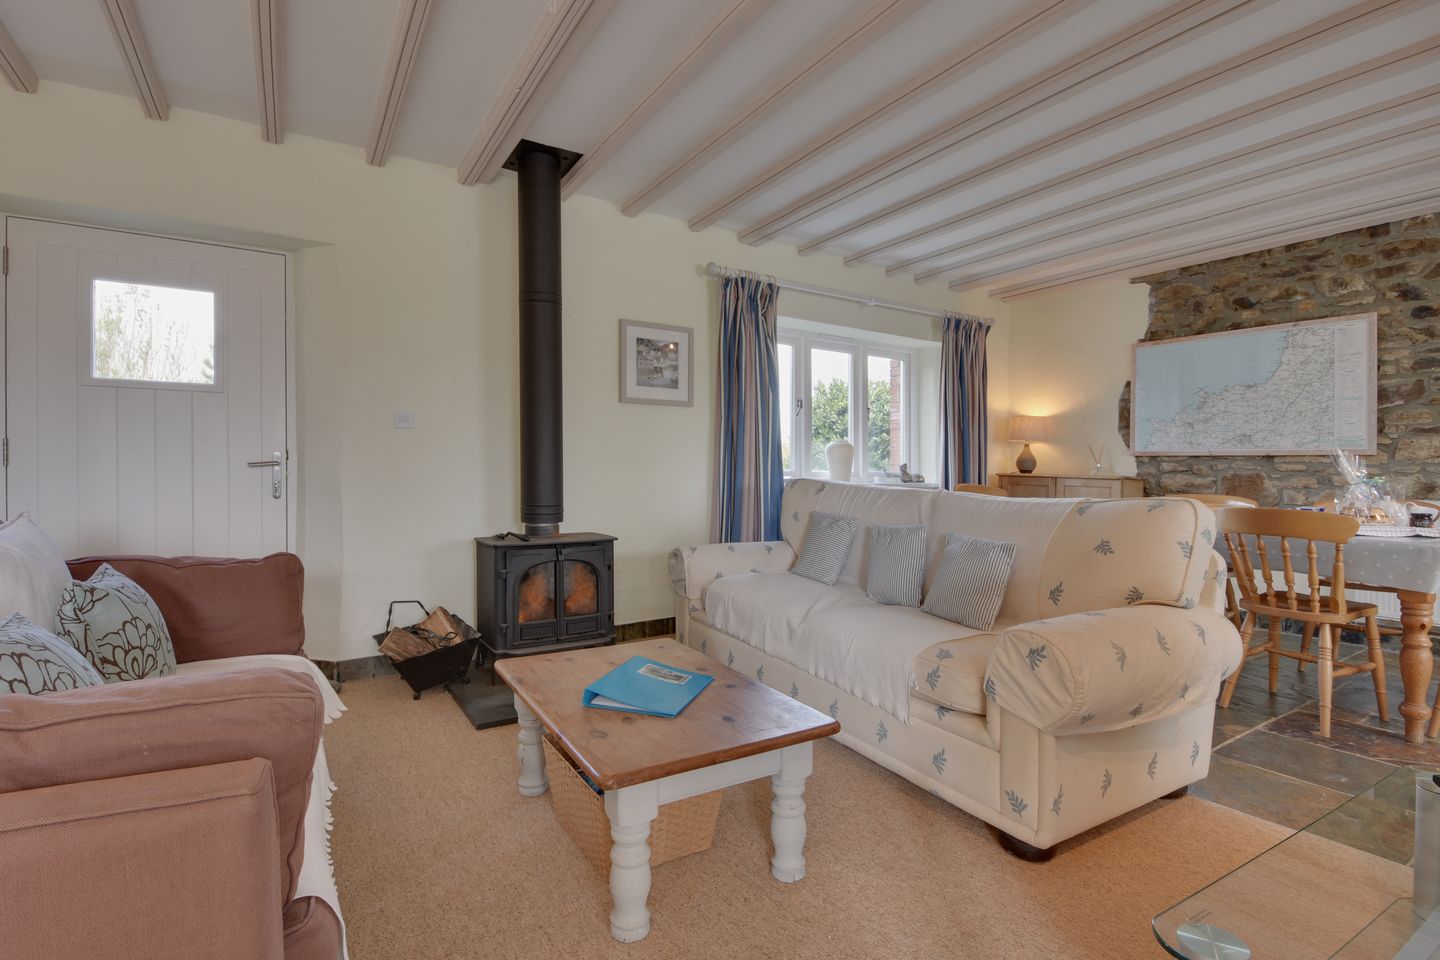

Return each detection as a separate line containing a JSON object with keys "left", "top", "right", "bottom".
{"left": 0, "top": 758, "right": 286, "bottom": 960}
{"left": 668, "top": 541, "right": 795, "bottom": 602}
{"left": 66, "top": 553, "right": 305, "bottom": 662}
{"left": 984, "top": 606, "right": 1242, "bottom": 736}
{"left": 0, "top": 668, "right": 321, "bottom": 902}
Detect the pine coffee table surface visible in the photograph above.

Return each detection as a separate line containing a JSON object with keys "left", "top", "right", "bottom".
{"left": 495, "top": 637, "right": 839, "bottom": 943}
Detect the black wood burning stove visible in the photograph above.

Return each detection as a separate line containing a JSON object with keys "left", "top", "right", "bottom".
{"left": 450, "top": 138, "right": 617, "bottom": 730}
{"left": 474, "top": 532, "right": 615, "bottom": 654}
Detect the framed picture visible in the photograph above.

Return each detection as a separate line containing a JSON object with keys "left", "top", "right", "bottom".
{"left": 619, "top": 319, "right": 692, "bottom": 406}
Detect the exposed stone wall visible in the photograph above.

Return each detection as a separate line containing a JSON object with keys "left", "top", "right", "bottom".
{"left": 1122, "top": 213, "right": 1440, "bottom": 505}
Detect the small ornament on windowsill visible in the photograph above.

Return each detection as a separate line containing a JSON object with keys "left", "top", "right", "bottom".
{"left": 899, "top": 463, "right": 926, "bottom": 484}
{"left": 1088, "top": 444, "right": 1106, "bottom": 477}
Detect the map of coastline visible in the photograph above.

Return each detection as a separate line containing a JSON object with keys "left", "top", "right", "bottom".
{"left": 1133, "top": 317, "right": 1373, "bottom": 455}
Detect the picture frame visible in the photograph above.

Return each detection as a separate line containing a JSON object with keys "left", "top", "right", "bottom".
{"left": 619, "top": 319, "right": 692, "bottom": 406}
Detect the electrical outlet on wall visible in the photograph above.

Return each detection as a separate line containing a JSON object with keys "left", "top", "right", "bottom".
{"left": 393, "top": 409, "right": 415, "bottom": 429}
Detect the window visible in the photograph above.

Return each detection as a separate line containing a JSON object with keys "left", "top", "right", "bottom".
{"left": 778, "top": 328, "right": 914, "bottom": 481}
{"left": 89, "top": 279, "right": 218, "bottom": 388}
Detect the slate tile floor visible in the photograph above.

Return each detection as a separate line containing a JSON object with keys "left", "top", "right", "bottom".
{"left": 1200, "top": 642, "right": 1440, "bottom": 832}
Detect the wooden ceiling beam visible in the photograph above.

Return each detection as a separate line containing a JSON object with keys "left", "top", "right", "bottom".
{"left": 812, "top": 0, "right": 1425, "bottom": 259}
{"left": 99, "top": 0, "right": 168, "bottom": 120}
{"left": 619, "top": 0, "right": 926, "bottom": 217}
{"left": 987, "top": 188, "right": 1440, "bottom": 300}
{"left": 458, "top": 0, "right": 618, "bottom": 186}
{"left": 864, "top": 36, "right": 1440, "bottom": 270}
{"left": 983, "top": 174, "right": 1440, "bottom": 300}
{"left": 252, "top": 0, "right": 282, "bottom": 144}
{"left": 561, "top": 0, "right": 778, "bottom": 200}
{"left": 946, "top": 139, "right": 1440, "bottom": 289}
{"left": 366, "top": 0, "right": 435, "bottom": 166}
{"left": 738, "top": 0, "right": 1261, "bottom": 247}
{"left": 684, "top": 0, "right": 1086, "bottom": 232}
{"left": 0, "top": 17, "right": 38, "bottom": 93}
{"left": 910, "top": 88, "right": 1440, "bottom": 282}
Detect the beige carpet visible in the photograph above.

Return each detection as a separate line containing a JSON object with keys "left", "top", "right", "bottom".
{"left": 328, "top": 675, "right": 1290, "bottom": 960}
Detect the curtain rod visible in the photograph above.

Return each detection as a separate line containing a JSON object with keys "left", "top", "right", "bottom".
{"left": 705, "top": 261, "right": 989, "bottom": 325}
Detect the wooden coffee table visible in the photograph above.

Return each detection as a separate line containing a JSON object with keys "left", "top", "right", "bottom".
{"left": 495, "top": 638, "right": 840, "bottom": 943}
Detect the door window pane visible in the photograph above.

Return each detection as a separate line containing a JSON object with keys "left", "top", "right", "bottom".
{"left": 91, "top": 279, "right": 216, "bottom": 385}
{"left": 810, "top": 347, "right": 852, "bottom": 472}
{"left": 866, "top": 356, "right": 906, "bottom": 475}
{"left": 777, "top": 342, "right": 794, "bottom": 473}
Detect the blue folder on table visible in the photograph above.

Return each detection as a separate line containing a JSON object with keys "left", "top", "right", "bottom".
{"left": 582, "top": 656, "right": 713, "bottom": 718}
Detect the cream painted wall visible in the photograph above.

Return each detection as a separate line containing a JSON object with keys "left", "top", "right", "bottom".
{"left": 1006, "top": 280, "right": 1149, "bottom": 478}
{"left": 0, "top": 82, "right": 1010, "bottom": 660}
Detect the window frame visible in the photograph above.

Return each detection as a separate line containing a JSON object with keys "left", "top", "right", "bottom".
{"left": 778, "top": 328, "right": 914, "bottom": 481}
{"left": 82, "top": 272, "right": 225, "bottom": 393}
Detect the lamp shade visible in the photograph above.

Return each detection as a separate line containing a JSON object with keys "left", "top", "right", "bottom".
{"left": 1008, "top": 415, "right": 1052, "bottom": 443}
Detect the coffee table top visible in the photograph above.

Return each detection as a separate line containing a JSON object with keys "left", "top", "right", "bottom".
{"left": 496, "top": 638, "right": 839, "bottom": 791}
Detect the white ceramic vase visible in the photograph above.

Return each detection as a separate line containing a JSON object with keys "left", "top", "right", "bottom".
{"left": 825, "top": 440, "right": 854, "bottom": 482}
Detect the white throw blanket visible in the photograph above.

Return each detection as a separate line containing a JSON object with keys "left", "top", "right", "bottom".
{"left": 174, "top": 654, "right": 348, "bottom": 959}
{"left": 704, "top": 573, "right": 979, "bottom": 724}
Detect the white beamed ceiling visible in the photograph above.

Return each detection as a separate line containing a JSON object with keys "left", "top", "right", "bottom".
{"left": 1, "top": 0, "right": 1437, "bottom": 299}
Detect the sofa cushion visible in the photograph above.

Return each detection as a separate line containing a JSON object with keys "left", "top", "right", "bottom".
{"left": 0, "top": 513, "right": 70, "bottom": 632}
{"left": 781, "top": 480, "right": 932, "bottom": 587}
{"left": 0, "top": 613, "right": 104, "bottom": 695}
{"left": 791, "top": 511, "right": 859, "bottom": 585}
{"left": 925, "top": 492, "right": 1073, "bottom": 627}
{"left": 1035, "top": 498, "right": 1216, "bottom": 615}
{"left": 788, "top": 602, "right": 985, "bottom": 723}
{"left": 922, "top": 533, "right": 1016, "bottom": 630}
{"left": 0, "top": 667, "right": 323, "bottom": 903}
{"left": 65, "top": 554, "right": 305, "bottom": 662}
{"left": 704, "top": 572, "right": 858, "bottom": 655}
{"left": 911, "top": 634, "right": 998, "bottom": 717}
{"left": 56, "top": 564, "right": 178, "bottom": 683}
{"left": 864, "top": 524, "right": 927, "bottom": 607}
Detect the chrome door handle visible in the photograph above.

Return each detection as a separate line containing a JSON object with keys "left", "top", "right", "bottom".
{"left": 247, "top": 452, "right": 284, "bottom": 499}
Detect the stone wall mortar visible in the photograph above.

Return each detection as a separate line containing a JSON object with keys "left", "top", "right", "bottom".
{"left": 1123, "top": 212, "right": 1440, "bottom": 504}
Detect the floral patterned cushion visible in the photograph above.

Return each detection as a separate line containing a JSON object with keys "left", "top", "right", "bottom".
{"left": 55, "top": 563, "right": 177, "bottom": 683}
{"left": 0, "top": 612, "right": 103, "bottom": 694}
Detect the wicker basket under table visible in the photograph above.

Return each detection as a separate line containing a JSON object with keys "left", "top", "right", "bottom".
{"left": 542, "top": 734, "right": 723, "bottom": 872}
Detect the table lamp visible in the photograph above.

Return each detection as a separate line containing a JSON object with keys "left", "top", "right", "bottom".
{"left": 1008, "top": 416, "right": 1051, "bottom": 474}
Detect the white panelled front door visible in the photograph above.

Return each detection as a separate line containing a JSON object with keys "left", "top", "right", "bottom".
{"left": 3, "top": 217, "right": 289, "bottom": 558}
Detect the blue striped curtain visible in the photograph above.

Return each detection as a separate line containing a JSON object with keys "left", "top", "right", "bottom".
{"left": 712, "top": 273, "right": 783, "bottom": 542}
{"left": 939, "top": 313, "right": 991, "bottom": 490}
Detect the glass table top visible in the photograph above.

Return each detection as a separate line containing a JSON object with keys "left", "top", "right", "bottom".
{"left": 1154, "top": 766, "right": 1440, "bottom": 960}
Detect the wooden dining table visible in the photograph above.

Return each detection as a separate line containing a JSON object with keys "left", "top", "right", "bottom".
{"left": 1239, "top": 533, "right": 1438, "bottom": 744}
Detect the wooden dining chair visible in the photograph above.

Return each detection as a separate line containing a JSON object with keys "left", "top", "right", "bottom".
{"left": 1181, "top": 495, "right": 1257, "bottom": 629}
{"left": 1216, "top": 507, "right": 1387, "bottom": 738}
{"left": 953, "top": 483, "right": 1008, "bottom": 496}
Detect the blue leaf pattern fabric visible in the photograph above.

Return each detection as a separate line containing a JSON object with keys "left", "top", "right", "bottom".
{"left": 1190, "top": 741, "right": 1200, "bottom": 766}
{"left": 789, "top": 682, "right": 799, "bottom": 699}
{"left": 1005, "top": 790, "right": 1028, "bottom": 815}
{"left": 1025, "top": 645, "right": 1048, "bottom": 670}
{"left": 1155, "top": 630, "right": 1170, "bottom": 656}
{"left": 1051, "top": 786, "right": 1064, "bottom": 817}
{"left": 1125, "top": 586, "right": 1145, "bottom": 605}
{"left": 1177, "top": 540, "right": 1192, "bottom": 559}
{"left": 932, "top": 749, "right": 947, "bottom": 775}
{"left": 1111, "top": 641, "right": 1127, "bottom": 671}
{"left": 1049, "top": 582, "right": 1064, "bottom": 605}
{"left": 876, "top": 721, "right": 888, "bottom": 744}
{"left": 926, "top": 665, "right": 941, "bottom": 690}
{"left": 1147, "top": 752, "right": 1158, "bottom": 779}
{"left": 1101, "top": 770, "right": 1113, "bottom": 798}
{"left": 1093, "top": 539, "right": 1114, "bottom": 556}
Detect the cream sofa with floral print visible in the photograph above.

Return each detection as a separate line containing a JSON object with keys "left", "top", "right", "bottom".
{"left": 669, "top": 480, "right": 1242, "bottom": 860}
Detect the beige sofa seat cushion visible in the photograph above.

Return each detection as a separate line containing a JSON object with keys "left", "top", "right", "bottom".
{"left": 924, "top": 492, "right": 1074, "bottom": 626}
{"left": 1035, "top": 498, "right": 1216, "bottom": 615}
{"left": 780, "top": 480, "right": 932, "bottom": 588}
{"left": 911, "top": 634, "right": 998, "bottom": 717}
{"left": 909, "top": 694, "right": 995, "bottom": 748}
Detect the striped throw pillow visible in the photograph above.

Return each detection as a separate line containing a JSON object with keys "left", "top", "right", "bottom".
{"left": 922, "top": 533, "right": 1017, "bottom": 630}
{"left": 865, "top": 524, "right": 927, "bottom": 607}
{"left": 791, "top": 511, "right": 859, "bottom": 585}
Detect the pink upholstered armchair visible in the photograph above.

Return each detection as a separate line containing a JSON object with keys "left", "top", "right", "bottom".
{"left": 0, "top": 554, "right": 343, "bottom": 960}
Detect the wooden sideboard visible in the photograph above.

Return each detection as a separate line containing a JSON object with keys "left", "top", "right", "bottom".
{"left": 997, "top": 472, "right": 1146, "bottom": 500}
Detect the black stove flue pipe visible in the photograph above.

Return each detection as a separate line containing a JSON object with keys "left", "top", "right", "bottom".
{"left": 515, "top": 143, "right": 564, "bottom": 537}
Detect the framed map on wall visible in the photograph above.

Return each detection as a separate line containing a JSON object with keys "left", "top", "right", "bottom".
{"left": 1131, "top": 313, "right": 1377, "bottom": 456}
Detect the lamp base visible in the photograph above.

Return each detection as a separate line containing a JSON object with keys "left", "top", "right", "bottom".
{"left": 1015, "top": 443, "right": 1037, "bottom": 474}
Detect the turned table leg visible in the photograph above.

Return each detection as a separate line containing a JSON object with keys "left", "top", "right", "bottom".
{"left": 770, "top": 744, "right": 813, "bottom": 883}
{"left": 605, "top": 785, "right": 659, "bottom": 943}
{"left": 514, "top": 695, "right": 549, "bottom": 797}
{"left": 1397, "top": 591, "right": 1435, "bottom": 744}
